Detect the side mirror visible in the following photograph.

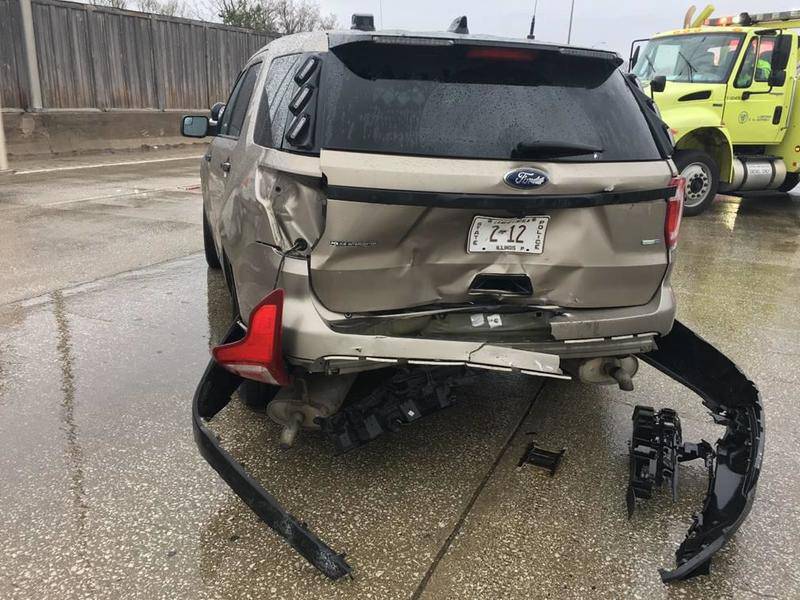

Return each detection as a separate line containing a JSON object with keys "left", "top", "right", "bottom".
{"left": 210, "top": 102, "right": 226, "bottom": 123}
{"left": 650, "top": 75, "right": 667, "bottom": 93}
{"left": 630, "top": 45, "right": 640, "bottom": 71}
{"left": 181, "top": 115, "right": 209, "bottom": 138}
{"left": 769, "top": 69, "right": 786, "bottom": 87}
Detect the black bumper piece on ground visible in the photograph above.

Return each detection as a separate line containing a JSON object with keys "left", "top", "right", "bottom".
{"left": 191, "top": 324, "right": 352, "bottom": 580}
{"left": 640, "top": 321, "right": 764, "bottom": 582}
{"left": 192, "top": 320, "right": 763, "bottom": 583}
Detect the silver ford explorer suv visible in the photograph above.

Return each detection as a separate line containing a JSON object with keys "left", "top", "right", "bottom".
{"left": 183, "top": 17, "right": 768, "bottom": 586}
{"left": 183, "top": 22, "right": 681, "bottom": 398}
{"left": 183, "top": 22, "right": 682, "bottom": 399}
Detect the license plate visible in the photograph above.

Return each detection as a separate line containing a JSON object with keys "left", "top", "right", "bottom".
{"left": 467, "top": 216, "right": 549, "bottom": 254}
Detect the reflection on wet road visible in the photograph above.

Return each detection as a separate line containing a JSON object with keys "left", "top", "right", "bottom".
{"left": 0, "top": 190, "right": 798, "bottom": 599}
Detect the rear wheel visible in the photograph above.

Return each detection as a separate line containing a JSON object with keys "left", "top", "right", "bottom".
{"left": 239, "top": 380, "right": 280, "bottom": 411}
{"left": 778, "top": 172, "right": 800, "bottom": 193}
{"left": 203, "top": 210, "right": 222, "bottom": 269}
{"left": 674, "top": 150, "right": 719, "bottom": 217}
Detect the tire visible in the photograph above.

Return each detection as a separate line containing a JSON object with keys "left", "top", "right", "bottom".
{"left": 203, "top": 209, "right": 222, "bottom": 269}
{"left": 673, "top": 150, "right": 719, "bottom": 217}
{"left": 239, "top": 379, "right": 280, "bottom": 411}
{"left": 778, "top": 172, "right": 800, "bottom": 193}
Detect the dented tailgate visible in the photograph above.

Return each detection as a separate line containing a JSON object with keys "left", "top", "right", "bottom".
{"left": 310, "top": 151, "right": 673, "bottom": 314}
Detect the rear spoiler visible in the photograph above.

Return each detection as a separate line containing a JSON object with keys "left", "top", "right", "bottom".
{"left": 326, "top": 32, "right": 623, "bottom": 66}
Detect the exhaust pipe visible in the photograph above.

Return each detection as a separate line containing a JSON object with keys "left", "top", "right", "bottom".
{"left": 566, "top": 356, "right": 639, "bottom": 391}
{"left": 266, "top": 373, "right": 357, "bottom": 448}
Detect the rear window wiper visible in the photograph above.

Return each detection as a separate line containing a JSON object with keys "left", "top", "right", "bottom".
{"left": 512, "top": 140, "right": 603, "bottom": 159}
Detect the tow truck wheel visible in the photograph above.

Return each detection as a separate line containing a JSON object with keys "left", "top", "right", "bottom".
{"left": 674, "top": 150, "right": 719, "bottom": 217}
{"left": 203, "top": 209, "right": 222, "bottom": 269}
{"left": 778, "top": 172, "right": 800, "bottom": 193}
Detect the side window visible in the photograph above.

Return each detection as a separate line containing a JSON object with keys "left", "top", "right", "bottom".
{"left": 735, "top": 38, "right": 758, "bottom": 88}
{"left": 754, "top": 36, "right": 775, "bottom": 82}
{"left": 218, "top": 71, "right": 246, "bottom": 134}
{"left": 219, "top": 63, "right": 262, "bottom": 138}
{"left": 254, "top": 54, "right": 303, "bottom": 148}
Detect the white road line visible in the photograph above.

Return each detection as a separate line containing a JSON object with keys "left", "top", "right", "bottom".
{"left": 14, "top": 155, "right": 203, "bottom": 175}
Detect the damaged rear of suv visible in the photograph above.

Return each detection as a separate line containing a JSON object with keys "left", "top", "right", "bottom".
{"left": 184, "top": 18, "right": 763, "bottom": 585}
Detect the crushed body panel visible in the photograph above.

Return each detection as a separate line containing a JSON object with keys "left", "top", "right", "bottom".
{"left": 192, "top": 319, "right": 763, "bottom": 583}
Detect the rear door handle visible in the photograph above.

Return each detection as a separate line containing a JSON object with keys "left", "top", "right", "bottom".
{"left": 221, "top": 160, "right": 231, "bottom": 174}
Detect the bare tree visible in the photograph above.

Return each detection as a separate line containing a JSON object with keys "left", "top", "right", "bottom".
{"left": 89, "top": 0, "right": 196, "bottom": 15}
{"left": 272, "top": 0, "right": 335, "bottom": 33}
{"left": 90, "top": 0, "right": 129, "bottom": 9}
{"left": 216, "top": 0, "right": 274, "bottom": 30}
{"left": 136, "top": 0, "right": 191, "bottom": 16}
{"left": 216, "top": 0, "right": 337, "bottom": 33}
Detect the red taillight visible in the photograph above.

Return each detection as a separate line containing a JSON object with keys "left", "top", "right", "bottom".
{"left": 465, "top": 47, "right": 538, "bottom": 61}
{"left": 665, "top": 176, "right": 685, "bottom": 250}
{"left": 212, "top": 289, "right": 290, "bottom": 386}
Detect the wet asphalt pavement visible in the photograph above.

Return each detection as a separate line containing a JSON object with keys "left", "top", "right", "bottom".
{"left": 1, "top": 157, "right": 799, "bottom": 599}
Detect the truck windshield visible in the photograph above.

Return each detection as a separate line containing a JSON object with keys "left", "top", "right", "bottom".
{"left": 317, "top": 41, "right": 662, "bottom": 162}
{"left": 633, "top": 33, "right": 744, "bottom": 83}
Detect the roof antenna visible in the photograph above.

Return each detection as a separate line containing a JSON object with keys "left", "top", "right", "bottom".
{"left": 448, "top": 15, "right": 469, "bottom": 34}
{"left": 527, "top": 0, "right": 538, "bottom": 39}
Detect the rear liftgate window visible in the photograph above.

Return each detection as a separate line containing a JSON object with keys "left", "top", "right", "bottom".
{"left": 318, "top": 42, "right": 663, "bottom": 162}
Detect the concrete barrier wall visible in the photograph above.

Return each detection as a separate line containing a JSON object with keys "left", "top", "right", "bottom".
{"left": 3, "top": 110, "right": 209, "bottom": 157}
{"left": 0, "top": 0, "right": 275, "bottom": 157}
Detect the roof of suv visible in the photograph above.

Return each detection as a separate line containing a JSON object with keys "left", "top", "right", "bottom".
{"left": 258, "top": 27, "right": 622, "bottom": 63}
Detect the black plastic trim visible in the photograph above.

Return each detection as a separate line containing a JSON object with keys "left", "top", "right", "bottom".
{"left": 678, "top": 90, "right": 713, "bottom": 102}
{"left": 192, "top": 323, "right": 353, "bottom": 580}
{"left": 324, "top": 185, "right": 674, "bottom": 210}
{"left": 624, "top": 75, "right": 675, "bottom": 159}
{"left": 642, "top": 320, "right": 764, "bottom": 582}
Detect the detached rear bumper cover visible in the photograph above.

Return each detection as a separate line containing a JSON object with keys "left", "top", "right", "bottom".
{"left": 192, "top": 320, "right": 763, "bottom": 582}
{"left": 193, "top": 324, "right": 352, "bottom": 579}
{"left": 641, "top": 321, "right": 764, "bottom": 582}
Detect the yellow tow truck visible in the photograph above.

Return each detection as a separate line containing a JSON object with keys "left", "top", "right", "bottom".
{"left": 630, "top": 5, "right": 800, "bottom": 215}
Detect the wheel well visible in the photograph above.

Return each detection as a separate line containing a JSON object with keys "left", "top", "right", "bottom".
{"left": 675, "top": 128, "right": 733, "bottom": 182}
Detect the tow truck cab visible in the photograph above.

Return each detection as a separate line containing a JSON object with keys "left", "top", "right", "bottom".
{"left": 630, "top": 7, "right": 800, "bottom": 214}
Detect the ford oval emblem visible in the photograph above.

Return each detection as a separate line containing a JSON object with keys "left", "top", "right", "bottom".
{"left": 503, "top": 168, "right": 549, "bottom": 190}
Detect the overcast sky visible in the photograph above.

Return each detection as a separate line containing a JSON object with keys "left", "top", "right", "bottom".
{"left": 316, "top": 1, "right": 800, "bottom": 56}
